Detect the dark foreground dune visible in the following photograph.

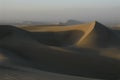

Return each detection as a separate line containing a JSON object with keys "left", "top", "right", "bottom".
{"left": 0, "top": 21, "right": 120, "bottom": 80}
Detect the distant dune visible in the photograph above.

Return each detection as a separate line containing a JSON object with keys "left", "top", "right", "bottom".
{"left": 112, "top": 25, "right": 120, "bottom": 30}
{"left": 0, "top": 21, "right": 120, "bottom": 80}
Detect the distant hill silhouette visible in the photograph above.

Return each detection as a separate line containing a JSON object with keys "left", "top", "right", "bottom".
{"left": 59, "top": 20, "right": 83, "bottom": 25}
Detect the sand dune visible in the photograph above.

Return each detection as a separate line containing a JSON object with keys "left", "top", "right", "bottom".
{"left": 21, "top": 21, "right": 120, "bottom": 48}
{"left": 21, "top": 22, "right": 94, "bottom": 46}
{"left": 0, "top": 48, "right": 100, "bottom": 80}
{"left": 112, "top": 25, "right": 120, "bottom": 30}
{"left": 76, "top": 22, "right": 120, "bottom": 48}
{"left": 0, "top": 22, "right": 120, "bottom": 80}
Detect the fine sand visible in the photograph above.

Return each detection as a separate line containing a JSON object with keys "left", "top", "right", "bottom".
{"left": 0, "top": 21, "right": 120, "bottom": 80}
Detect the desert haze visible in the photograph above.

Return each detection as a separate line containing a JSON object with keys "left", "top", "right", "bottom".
{"left": 0, "top": 21, "right": 120, "bottom": 80}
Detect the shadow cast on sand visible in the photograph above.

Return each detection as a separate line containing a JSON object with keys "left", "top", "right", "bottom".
{"left": 30, "top": 30, "right": 84, "bottom": 46}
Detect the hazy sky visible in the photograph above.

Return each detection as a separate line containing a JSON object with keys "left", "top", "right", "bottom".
{"left": 0, "top": 0, "right": 120, "bottom": 24}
